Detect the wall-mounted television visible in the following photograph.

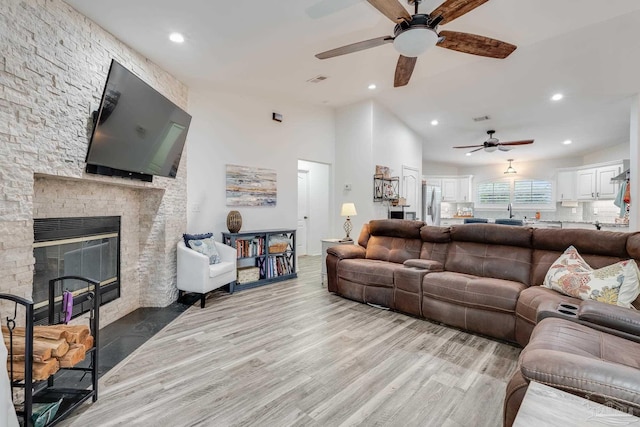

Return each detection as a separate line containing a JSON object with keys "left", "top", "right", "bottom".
{"left": 85, "top": 60, "right": 192, "bottom": 182}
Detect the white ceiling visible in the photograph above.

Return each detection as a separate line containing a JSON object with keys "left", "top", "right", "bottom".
{"left": 63, "top": 0, "right": 640, "bottom": 166}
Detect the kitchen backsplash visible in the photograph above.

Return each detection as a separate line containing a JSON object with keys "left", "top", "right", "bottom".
{"left": 464, "top": 200, "right": 623, "bottom": 224}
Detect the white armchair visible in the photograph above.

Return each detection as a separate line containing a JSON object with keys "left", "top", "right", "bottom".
{"left": 177, "top": 240, "right": 237, "bottom": 308}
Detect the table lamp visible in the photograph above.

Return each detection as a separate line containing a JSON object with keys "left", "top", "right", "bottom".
{"left": 340, "top": 203, "right": 357, "bottom": 242}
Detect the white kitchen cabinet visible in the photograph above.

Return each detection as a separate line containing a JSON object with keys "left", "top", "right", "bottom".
{"left": 576, "top": 164, "right": 621, "bottom": 200}
{"left": 556, "top": 170, "right": 576, "bottom": 201}
{"left": 595, "top": 165, "right": 620, "bottom": 199}
{"left": 441, "top": 178, "right": 458, "bottom": 202}
{"left": 425, "top": 176, "right": 472, "bottom": 203}
{"left": 457, "top": 176, "right": 472, "bottom": 202}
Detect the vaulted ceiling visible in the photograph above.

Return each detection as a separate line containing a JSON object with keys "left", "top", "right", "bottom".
{"left": 64, "top": 0, "right": 640, "bottom": 166}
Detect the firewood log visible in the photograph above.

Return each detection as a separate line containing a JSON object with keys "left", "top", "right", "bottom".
{"left": 2, "top": 335, "right": 53, "bottom": 361}
{"left": 58, "top": 344, "right": 86, "bottom": 368}
{"left": 2, "top": 325, "right": 68, "bottom": 341}
{"left": 54, "top": 325, "right": 91, "bottom": 344}
{"left": 7, "top": 358, "right": 59, "bottom": 381}
{"left": 81, "top": 335, "right": 94, "bottom": 350}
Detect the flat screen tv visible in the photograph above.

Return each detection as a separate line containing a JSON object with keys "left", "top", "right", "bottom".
{"left": 85, "top": 60, "right": 192, "bottom": 181}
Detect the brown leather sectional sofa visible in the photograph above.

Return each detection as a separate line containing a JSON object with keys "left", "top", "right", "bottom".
{"left": 325, "top": 219, "right": 640, "bottom": 425}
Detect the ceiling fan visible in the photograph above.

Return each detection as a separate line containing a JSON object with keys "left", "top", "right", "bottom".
{"left": 315, "top": 0, "right": 517, "bottom": 87}
{"left": 453, "top": 130, "right": 534, "bottom": 153}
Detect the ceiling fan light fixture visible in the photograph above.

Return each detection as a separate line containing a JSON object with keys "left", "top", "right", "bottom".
{"left": 393, "top": 28, "right": 438, "bottom": 57}
{"left": 498, "top": 145, "right": 511, "bottom": 151}
{"left": 504, "top": 159, "right": 517, "bottom": 174}
{"left": 484, "top": 145, "right": 498, "bottom": 153}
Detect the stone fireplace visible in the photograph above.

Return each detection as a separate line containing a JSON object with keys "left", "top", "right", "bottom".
{"left": 31, "top": 175, "right": 185, "bottom": 327}
{"left": 0, "top": 0, "right": 189, "bottom": 327}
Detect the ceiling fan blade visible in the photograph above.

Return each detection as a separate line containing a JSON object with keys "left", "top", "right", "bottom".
{"left": 499, "top": 140, "right": 534, "bottom": 146}
{"left": 315, "top": 36, "right": 393, "bottom": 59}
{"left": 453, "top": 144, "right": 484, "bottom": 149}
{"left": 469, "top": 147, "right": 485, "bottom": 153}
{"left": 437, "top": 31, "right": 517, "bottom": 59}
{"left": 366, "top": 0, "right": 411, "bottom": 23}
{"left": 430, "top": 0, "right": 488, "bottom": 25}
{"left": 394, "top": 55, "right": 417, "bottom": 87}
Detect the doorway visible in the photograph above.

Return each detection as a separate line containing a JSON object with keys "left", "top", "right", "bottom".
{"left": 402, "top": 165, "right": 421, "bottom": 220}
{"left": 297, "top": 160, "right": 330, "bottom": 256}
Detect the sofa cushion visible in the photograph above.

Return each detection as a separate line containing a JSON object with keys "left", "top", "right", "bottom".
{"left": 450, "top": 223, "right": 532, "bottom": 247}
{"left": 365, "top": 236, "right": 422, "bottom": 264}
{"left": 444, "top": 241, "right": 532, "bottom": 285}
{"left": 209, "top": 261, "right": 235, "bottom": 278}
{"left": 368, "top": 219, "right": 423, "bottom": 239}
{"left": 532, "top": 228, "right": 631, "bottom": 258}
{"left": 423, "top": 271, "right": 526, "bottom": 313}
{"left": 542, "top": 246, "right": 640, "bottom": 308}
{"left": 337, "top": 259, "right": 405, "bottom": 288}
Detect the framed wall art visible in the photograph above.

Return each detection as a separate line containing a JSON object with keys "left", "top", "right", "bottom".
{"left": 226, "top": 164, "right": 277, "bottom": 206}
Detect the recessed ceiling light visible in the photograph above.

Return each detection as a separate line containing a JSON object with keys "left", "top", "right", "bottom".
{"left": 169, "top": 32, "right": 185, "bottom": 43}
{"left": 465, "top": 152, "right": 472, "bottom": 156}
{"left": 551, "top": 93, "right": 563, "bottom": 101}
{"left": 563, "top": 139, "right": 572, "bottom": 145}
{"left": 368, "top": 84, "right": 376, "bottom": 90}
{"left": 430, "top": 120, "right": 439, "bottom": 126}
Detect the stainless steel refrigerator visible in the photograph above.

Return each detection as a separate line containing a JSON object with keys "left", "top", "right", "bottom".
{"left": 422, "top": 183, "right": 441, "bottom": 226}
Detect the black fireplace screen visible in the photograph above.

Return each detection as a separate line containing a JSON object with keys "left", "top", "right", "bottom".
{"left": 33, "top": 216, "right": 121, "bottom": 322}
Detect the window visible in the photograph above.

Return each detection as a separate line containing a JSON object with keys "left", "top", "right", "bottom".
{"left": 478, "top": 181, "right": 511, "bottom": 204}
{"left": 514, "top": 179, "right": 553, "bottom": 204}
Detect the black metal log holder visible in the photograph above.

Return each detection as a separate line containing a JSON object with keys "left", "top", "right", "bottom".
{"left": 1, "top": 275, "right": 100, "bottom": 426}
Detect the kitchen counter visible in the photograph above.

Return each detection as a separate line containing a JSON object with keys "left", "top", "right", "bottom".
{"left": 529, "top": 220, "right": 629, "bottom": 230}
{"left": 440, "top": 218, "right": 630, "bottom": 230}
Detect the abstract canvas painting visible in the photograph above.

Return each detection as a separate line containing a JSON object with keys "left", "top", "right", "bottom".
{"left": 226, "top": 164, "right": 277, "bottom": 206}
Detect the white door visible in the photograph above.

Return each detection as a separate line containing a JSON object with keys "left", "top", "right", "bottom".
{"left": 297, "top": 170, "right": 309, "bottom": 255}
{"left": 402, "top": 166, "right": 420, "bottom": 220}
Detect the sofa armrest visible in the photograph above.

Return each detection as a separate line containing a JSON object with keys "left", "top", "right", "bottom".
{"left": 403, "top": 259, "right": 443, "bottom": 271}
{"left": 215, "top": 240, "right": 237, "bottom": 264}
{"left": 177, "top": 241, "right": 210, "bottom": 291}
{"left": 326, "top": 244, "right": 365, "bottom": 260}
{"left": 578, "top": 300, "right": 640, "bottom": 337}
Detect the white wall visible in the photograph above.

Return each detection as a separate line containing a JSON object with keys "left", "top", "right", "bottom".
{"left": 583, "top": 142, "right": 629, "bottom": 164}
{"left": 333, "top": 100, "right": 423, "bottom": 238}
{"left": 334, "top": 101, "right": 374, "bottom": 240}
{"left": 457, "top": 157, "right": 584, "bottom": 184}
{"left": 372, "top": 103, "right": 423, "bottom": 219}
{"left": 422, "top": 161, "right": 459, "bottom": 176}
{"left": 298, "top": 160, "right": 330, "bottom": 255}
{"left": 187, "top": 89, "right": 335, "bottom": 239}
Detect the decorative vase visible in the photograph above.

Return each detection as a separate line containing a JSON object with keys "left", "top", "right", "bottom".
{"left": 226, "top": 210, "right": 242, "bottom": 233}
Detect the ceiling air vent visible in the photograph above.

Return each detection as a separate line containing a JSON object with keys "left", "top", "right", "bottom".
{"left": 473, "top": 115, "right": 491, "bottom": 122}
{"left": 307, "top": 75, "right": 328, "bottom": 83}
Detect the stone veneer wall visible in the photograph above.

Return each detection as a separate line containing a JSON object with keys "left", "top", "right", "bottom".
{"left": 0, "top": 0, "right": 189, "bottom": 325}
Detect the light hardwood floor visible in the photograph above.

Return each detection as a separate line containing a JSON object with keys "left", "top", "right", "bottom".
{"left": 61, "top": 256, "right": 521, "bottom": 427}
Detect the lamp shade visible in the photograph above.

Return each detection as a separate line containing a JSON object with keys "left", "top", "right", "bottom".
{"left": 393, "top": 28, "right": 438, "bottom": 57}
{"left": 340, "top": 203, "right": 357, "bottom": 217}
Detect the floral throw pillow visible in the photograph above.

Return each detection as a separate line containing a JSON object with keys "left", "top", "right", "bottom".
{"left": 188, "top": 237, "right": 221, "bottom": 264}
{"left": 543, "top": 246, "right": 640, "bottom": 308}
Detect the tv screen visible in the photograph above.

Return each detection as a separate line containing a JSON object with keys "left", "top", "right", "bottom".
{"left": 86, "top": 60, "right": 192, "bottom": 180}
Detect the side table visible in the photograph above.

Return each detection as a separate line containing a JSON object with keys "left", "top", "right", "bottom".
{"left": 321, "top": 238, "right": 353, "bottom": 283}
